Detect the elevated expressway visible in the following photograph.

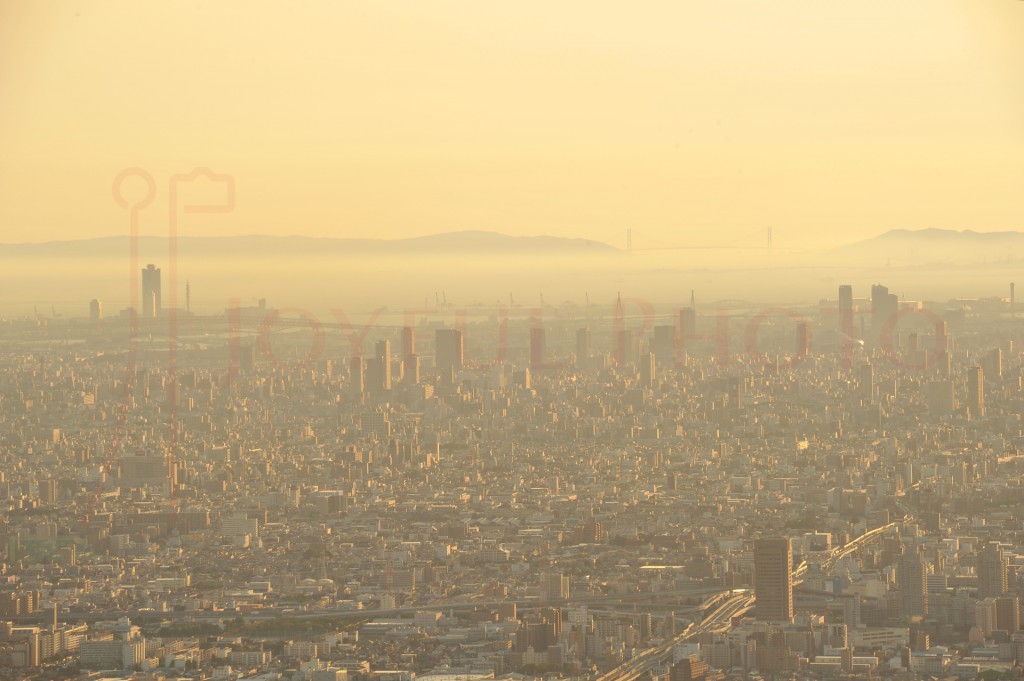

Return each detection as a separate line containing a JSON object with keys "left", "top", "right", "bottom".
{"left": 593, "top": 517, "right": 907, "bottom": 681}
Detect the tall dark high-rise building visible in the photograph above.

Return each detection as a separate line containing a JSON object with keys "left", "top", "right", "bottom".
{"left": 400, "top": 325, "right": 419, "bottom": 385}
{"left": 967, "top": 366, "right": 984, "bottom": 419}
{"left": 726, "top": 377, "right": 744, "bottom": 410}
{"left": 365, "top": 357, "right": 382, "bottom": 394}
{"left": 529, "top": 327, "right": 546, "bottom": 369}
{"left": 576, "top": 327, "right": 592, "bottom": 364}
{"left": 142, "top": 264, "right": 161, "bottom": 318}
{"left": 670, "top": 657, "right": 710, "bottom": 681}
{"left": 978, "top": 542, "right": 1008, "bottom": 599}
{"left": 754, "top": 537, "right": 793, "bottom": 622}
{"left": 401, "top": 326, "right": 415, "bottom": 356}
{"left": 349, "top": 356, "right": 364, "bottom": 396}
{"left": 435, "top": 328, "right": 464, "bottom": 372}
{"left": 797, "top": 322, "right": 811, "bottom": 357}
{"left": 842, "top": 594, "right": 862, "bottom": 629}
{"left": 372, "top": 339, "right": 392, "bottom": 392}
{"left": 653, "top": 325, "right": 676, "bottom": 367}
{"left": 615, "top": 328, "right": 635, "bottom": 366}
{"left": 638, "top": 612, "right": 652, "bottom": 641}
{"left": 871, "top": 284, "right": 898, "bottom": 341}
{"left": 927, "top": 381, "right": 955, "bottom": 417}
{"left": 897, "top": 544, "right": 928, "bottom": 618}
{"left": 982, "top": 348, "right": 1002, "bottom": 380}
{"left": 679, "top": 306, "right": 697, "bottom": 353}
{"left": 121, "top": 452, "right": 173, "bottom": 494}
{"left": 639, "top": 352, "right": 655, "bottom": 388}
{"left": 403, "top": 354, "right": 420, "bottom": 385}
{"left": 995, "top": 596, "right": 1020, "bottom": 634}
{"left": 859, "top": 363, "right": 874, "bottom": 401}
{"left": 838, "top": 284, "right": 853, "bottom": 327}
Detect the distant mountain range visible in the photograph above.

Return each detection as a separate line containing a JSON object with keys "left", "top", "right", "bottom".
{"left": 836, "top": 228, "right": 1024, "bottom": 266}
{"left": 4, "top": 228, "right": 1024, "bottom": 266}
{"left": 0, "top": 231, "right": 619, "bottom": 258}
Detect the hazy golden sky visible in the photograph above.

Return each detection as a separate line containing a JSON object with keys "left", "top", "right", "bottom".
{"left": 1, "top": 0, "right": 1022, "bottom": 249}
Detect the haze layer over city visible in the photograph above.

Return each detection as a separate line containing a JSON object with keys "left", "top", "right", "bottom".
{"left": 2, "top": 2, "right": 1024, "bottom": 681}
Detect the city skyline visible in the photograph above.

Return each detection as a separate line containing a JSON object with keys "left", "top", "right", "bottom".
{"left": 4, "top": 2, "right": 1024, "bottom": 679}
{"left": 2, "top": 274, "right": 1022, "bottom": 678}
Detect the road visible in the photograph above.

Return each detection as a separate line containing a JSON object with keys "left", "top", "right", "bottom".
{"left": 10, "top": 585, "right": 729, "bottom": 626}
{"left": 591, "top": 592, "right": 754, "bottom": 681}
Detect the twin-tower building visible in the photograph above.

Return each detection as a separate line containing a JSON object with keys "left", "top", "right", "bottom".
{"left": 89, "top": 264, "right": 161, "bottom": 321}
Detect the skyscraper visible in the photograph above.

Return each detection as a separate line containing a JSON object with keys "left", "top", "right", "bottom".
{"left": 670, "top": 657, "right": 710, "bottom": 681}
{"left": 89, "top": 299, "right": 103, "bottom": 321}
{"left": 372, "top": 339, "right": 392, "bottom": 393}
{"left": 400, "top": 326, "right": 418, "bottom": 384}
{"left": 838, "top": 284, "right": 853, "bottom": 334}
{"left": 796, "top": 322, "right": 811, "bottom": 357}
{"left": 927, "top": 381, "right": 955, "bottom": 417}
{"left": 349, "top": 356, "right": 364, "bottom": 396}
{"left": 978, "top": 542, "right": 1008, "bottom": 599}
{"left": 653, "top": 325, "right": 676, "bottom": 367}
{"left": 754, "top": 537, "right": 793, "bottom": 622}
{"left": 859, "top": 363, "right": 874, "bottom": 402}
{"left": 435, "top": 328, "right": 464, "bottom": 372}
{"left": 995, "top": 595, "right": 1020, "bottom": 633}
{"left": 401, "top": 326, "right": 415, "bottom": 356}
{"left": 615, "top": 328, "right": 635, "bottom": 366}
{"left": 982, "top": 348, "right": 1002, "bottom": 380}
{"left": 967, "top": 366, "right": 984, "bottom": 419}
{"left": 842, "top": 594, "right": 862, "bottom": 629}
{"left": 142, "top": 264, "right": 161, "bottom": 318}
{"left": 403, "top": 354, "right": 420, "bottom": 385}
{"left": 576, "top": 327, "right": 592, "bottom": 364}
{"left": 871, "top": 284, "right": 898, "bottom": 342}
{"left": 529, "top": 326, "right": 546, "bottom": 369}
{"left": 679, "top": 306, "right": 697, "bottom": 354}
{"left": 897, "top": 544, "right": 928, "bottom": 618}
{"left": 639, "top": 352, "right": 655, "bottom": 388}
{"left": 542, "top": 572, "right": 570, "bottom": 601}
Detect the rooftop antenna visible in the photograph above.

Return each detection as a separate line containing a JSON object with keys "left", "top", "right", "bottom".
{"left": 690, "top": 289, "right": 696, "bottom": 309}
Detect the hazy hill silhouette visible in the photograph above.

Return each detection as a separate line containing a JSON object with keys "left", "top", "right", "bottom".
{"left": 0, "top": 231, "right": 618, "bottom": 258}
{"left": 836, "top": 228, "right": 1024, "bottom": 266}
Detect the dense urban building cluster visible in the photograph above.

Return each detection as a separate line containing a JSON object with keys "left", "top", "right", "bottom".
{"left": 2, "top": 271, "right": 1024, "bottom": 681}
